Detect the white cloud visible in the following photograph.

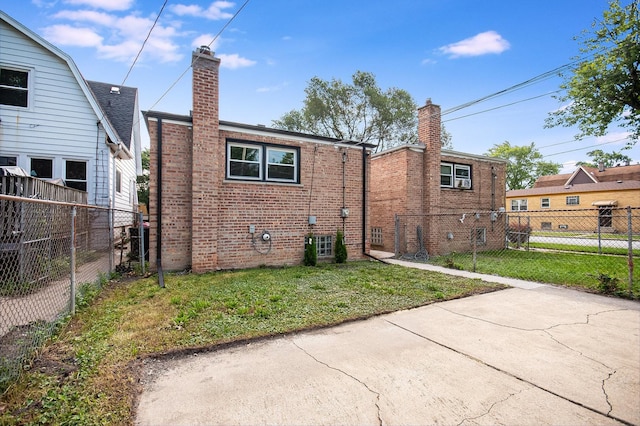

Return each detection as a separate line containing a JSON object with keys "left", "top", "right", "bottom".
{"left": 421, "top": 58, "right": 437, "bottom": 65}
{"left": 42, "top": 24, "right": 103, "bottom": 47}
{"left": 439, "top": 31, "right": 510, "bottom": 58}
{"left": 53, "top": 10, "right": 116, "bottom": 26}
{"left": 191, "top": 34, "right": 222, "bottom": 52}
{"left": 217, "top": 53, "right": 256, "bottom": 69}
{"left": 171, "top": 1, "right": 234, "bottom": 20}
{"left": 256, "top": 82, "right": 288, "bottom": 93}
{"left": 63, "top": 0, "right": 134, "bottom": 11}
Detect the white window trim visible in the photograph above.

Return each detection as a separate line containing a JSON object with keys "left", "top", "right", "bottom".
{"left": 511, "top": 199, "right": 528, "bottom": 211}
{"left": 0, "top": 66, "right": 32, "bottom": 110}
{"left": 227, "top": 141, "right": 299, "bottom": 184}
{"left": 64, "top": 159, "right": 88, "bottom": 191}
{"left": 440, "top": 162, "right": 472, "bottom": 189}
{"left": 266, "top": 146, "right": 298, "bottom": 183}
{"left": 566, "top": 195, "right": 580, "bottom": 206}
{"left": 541, "top": 198, "right": 550, "bottom": 209}
{"left": 227, "top": 142, "right": 263, "bottom": 181}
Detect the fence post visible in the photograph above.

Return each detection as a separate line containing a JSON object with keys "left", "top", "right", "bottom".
{"left": 70, "top": 206, "right": 77, "bottom": 315}
{"left": 109, "top": 208, "right": 114, "bottom": 273}
{"left": 627, "top": 206, "right": 634, "bottom": 296}
{"left": 394, "top": 214, "right": 399, "bottom": 258}
{"left": 138, "top": 212, "right": 145, "bottom": 275}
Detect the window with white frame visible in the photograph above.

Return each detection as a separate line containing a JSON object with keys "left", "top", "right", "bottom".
{"left": 0, "top": 156, "right": 17, "bottom": 166}
{"left": 440, "top": 162, "right": 471, "bottom": 189}
{"left": 30, "top": 158, "right": 53, "bottom": 178}
{"left": 116, "top": 169, "right": 122, "bottom": 193}
{"left": 227, "top": 140, "right": 299, "bottom": 183}
{"left": 316, "top": 235, "right": 333, "bottom": 257}
{"left": 566, "top": 195, "right": 580, "bottom": 206}
{"left": 0, "top": 67, "right": 29, "bottom": 108}
{"left": 541, "top": 198, "right": 550, "bottom": 209}
{"left": 510, "top": 199, "right": 528, "bottom": 211}
{"left": 471, "top": 228, "right": 486, "bottom": 245}
{"left": 65, "top": 160, "right": 87, "bottom": 191}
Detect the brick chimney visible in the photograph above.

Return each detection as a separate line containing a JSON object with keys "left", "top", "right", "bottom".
{"left": 418, "top": 99, "right": 442, "bottom": 213}
{"left": 191, "top": 46, "right": 221, "bottom": 272}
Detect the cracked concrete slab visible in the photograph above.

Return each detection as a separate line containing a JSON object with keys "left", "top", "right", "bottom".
{"left": 136, "top": 286, "right": 639, "bottom": 426}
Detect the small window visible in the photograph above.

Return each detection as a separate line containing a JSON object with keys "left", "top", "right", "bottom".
{"left": 566, "top": 196, "right": 580, "bottom": 206}
{"left": 116, "top": 169, "right": 122, "bottom": 193}
{"left": 371, "top": 227, "right": 383, "bottom": 246}
{"left": 229, "top": 144, "right": 261, "bottom": 180}
{"left": 0, "top": 68, "right": 29, "bottom": 108}
{"left": 30, "top": 158, "right": 53, "bottom": 178}
{"left": 541, "top": 222, "right": 552, "bottom": 230}
{"left": 510, "top": 199, "right": 527, "bottom": 211}
{"left": 440, "top": 163, "right": 453, "bottom": 187}
{"left": 541, "top": 198, "right": 550, "bottom": 209}
{"left": 266, "top": 147, "right": 296, "bottom": 182}
{"left": 471, "top": 228, "right": 486, "bottom": 245}
{"left": 65, "top": 160, "right": 87, "bottom": 191}
{"left": 0, "top": 156, "right": 17, "bottom": 166}
{"left": 316, "top": 235, "right": 333, "bottom": 257}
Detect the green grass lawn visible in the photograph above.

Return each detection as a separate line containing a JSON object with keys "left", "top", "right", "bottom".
{"left": 430, "top": 249, "right": 639, "bottom": 297}
{"left": 0, "top": 261, "right": 504, "bottom": 426}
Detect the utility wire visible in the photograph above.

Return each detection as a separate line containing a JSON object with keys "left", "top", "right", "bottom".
{"left": 145, "top": 0, "right": 251, "bottom": 113}
{"left": 542, "top": 137, "right": 631, "bottom": 158}
{"left": 121, "top": 0, "right": 168, "bottom": 87}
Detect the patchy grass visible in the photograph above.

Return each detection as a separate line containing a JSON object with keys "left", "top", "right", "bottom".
{"left": 0, "top": 261, "right": 504, "bottom": 425}
{"left": 430, "top": 249, "right": 639, "bottom": 298}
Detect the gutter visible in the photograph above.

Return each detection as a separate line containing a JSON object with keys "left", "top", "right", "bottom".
{"left": 156, "top": 118, "right": 165, "bottom": 288}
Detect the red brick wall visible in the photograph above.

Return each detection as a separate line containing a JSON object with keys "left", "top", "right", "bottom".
{"left": 147, "top": 118, "right": 193, "bottom": 271}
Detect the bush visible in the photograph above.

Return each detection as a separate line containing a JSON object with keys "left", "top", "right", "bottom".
{"left": 335, "top": 229, "right": 347, "bottom": 263}
{"left": 304, "top": 233, "right": 317, "bottom": 266}
{"left": 589, "top": 272, "right": 620, "bottom": 294}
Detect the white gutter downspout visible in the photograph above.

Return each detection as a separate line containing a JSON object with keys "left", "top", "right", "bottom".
{"left": 109, "top": 142, "right": 123, "bottom": 273}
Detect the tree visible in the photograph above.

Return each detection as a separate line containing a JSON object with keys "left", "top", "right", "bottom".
{"left": 576, "top": 148, "right": 633, "bottom": 167}
{"left": 546, "top": 0, "right": 640, "bottom": 143}
{"left": 486, "top": 142, "right": 561, "bottom": 190}
{"left": 441, "top": 124, "right": 453, "bottom": 149}
{"left": 334, "top": 229, "right": 347, "bottom": 263}
{"left": 272, "top": 71, "right": 418, "bottom": 153}
{"left": 137, "top": 148, "right": 150, "bottom": 209}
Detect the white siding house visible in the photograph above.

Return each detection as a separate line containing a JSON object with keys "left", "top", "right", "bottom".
{"left": 0, "top": 10, "right": 141, "bottom": 211}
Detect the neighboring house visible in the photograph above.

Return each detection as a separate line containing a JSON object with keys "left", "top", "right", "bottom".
{"left": 0, "top": 11, "right": 142, "bottom": 211}
{"left": 506, "top": 164, "right": 640, "bottom": 233}
{"left": 369, "top": 100, "right": 508, "bottom": 256}
{"left": 143, "top": 47, "right": 373, "bottom": 273}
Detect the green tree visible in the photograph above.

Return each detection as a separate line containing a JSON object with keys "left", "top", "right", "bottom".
{"left": 576, "top": 148, "right": 633, "bottom": 167}
{"left": 273, "top": 71, "right": 418, "bottom": 153}
{"left": 441, "top": 124, "right": 453, "bottom": 149}
{"left": 137, "top": 148, "right": 150, "bottom": 209}
{"left": 334, "top": 229, "right": 347, "bottom": 263}
{"left": 304, "top": 233, "right": 317, "bottom": 266}
{"left": 546, "top": 0, "right": 640, "bottom": 143}
{"left": 487, "top": 142, "right": 561, "bottom": 190}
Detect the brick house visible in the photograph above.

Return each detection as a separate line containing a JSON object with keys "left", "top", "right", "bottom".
{"left": 370, "top": 101, "right": 508, "bottom": 256}
{"left": 143, "top": 47, "right": 372, "bottom": 273}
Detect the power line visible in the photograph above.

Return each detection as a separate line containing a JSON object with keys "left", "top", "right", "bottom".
{"left": 145, "top": 0, "right": 251, "bottom": 113}
{"left": 121, "top": 0, "right": 168, "bottom": 87}
{"left": 542, "top": 137, "right": 631, "bottom": 158}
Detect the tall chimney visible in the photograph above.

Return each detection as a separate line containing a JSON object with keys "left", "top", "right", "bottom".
{"left": 191, "top": 46, "right": 221, "bottom": 272}
{"left": 418, "top": 99, "right": 442, "bottom": 255}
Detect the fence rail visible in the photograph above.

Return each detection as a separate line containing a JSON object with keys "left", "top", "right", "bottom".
{"left": 0, "top": 195, "right": 146, "bottom": 391}
{"left": 394, "top": 207, "right": 639, "bottom": 294}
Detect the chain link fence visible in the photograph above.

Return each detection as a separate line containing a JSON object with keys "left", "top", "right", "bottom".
{"left": 0, "top": 195, "right": 147, "bottom": 391}
{"left": 394, "top": 207, "right": 639, "bottom": 294}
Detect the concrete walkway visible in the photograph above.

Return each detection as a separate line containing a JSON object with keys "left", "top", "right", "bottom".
{"left": 135, "top": 254, "right": 640, "bottom": 426}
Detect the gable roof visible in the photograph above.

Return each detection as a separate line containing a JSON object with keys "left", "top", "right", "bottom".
{"left": 534, "top": 164, "right": 640, "bottom": 188}
{"left": 86, "top": 81, "right": 138, "bottom": 150}
{"left": 507, "top": 180, "right": 640, "bottom": 197}
{"left": 0, "top": 11, "right": 128, "bottom": 153}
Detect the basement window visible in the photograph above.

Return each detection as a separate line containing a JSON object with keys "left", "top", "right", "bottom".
{"left": 316, "top": 235, "right": 333, "bottom": 257}
{"left": 371, "top": 227, "right": 383, "bottom": 245}
{"left": 227, "top": 140, "right": 299, "bottom": 184}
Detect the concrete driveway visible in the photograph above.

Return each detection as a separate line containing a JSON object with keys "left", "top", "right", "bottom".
{"left": 135, "top": 267, "right": 640, "bottom": 425}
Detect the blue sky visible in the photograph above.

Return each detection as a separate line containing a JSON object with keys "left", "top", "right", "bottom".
{"left": 3, "top": 0, "right": 638, "bottom": 171}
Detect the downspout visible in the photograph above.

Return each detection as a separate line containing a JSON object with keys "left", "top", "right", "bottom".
{"left": 95, "top": 122, "right": 100, "bottom": 205}
{"left": 362, "top": 146, "right": 367, "bottom": 254}
{"left": 156, "top": 118, "right": 165, "bottom": 288}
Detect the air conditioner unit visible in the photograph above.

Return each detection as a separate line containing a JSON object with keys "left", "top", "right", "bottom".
{"left": 456, "top": 178, "right": 471, "bottom": 189}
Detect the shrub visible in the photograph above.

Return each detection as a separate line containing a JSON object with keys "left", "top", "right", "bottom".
{"left": 304, "top": 233, "right": 317, "bottom": 266}
{"left": 335, "top": 229, "right": 347, "bottom": 263}
{"left": 589, "top": 272, "right": 620, "bottom": 294}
